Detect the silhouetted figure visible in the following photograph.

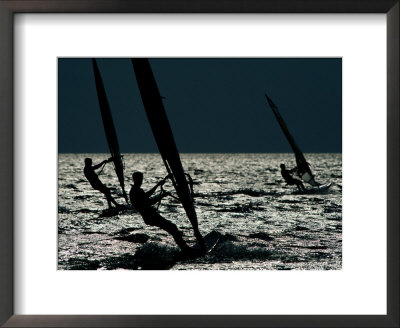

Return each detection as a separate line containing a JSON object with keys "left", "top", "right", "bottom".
{"left": 84, "top": 157, "right": 120, "bottom": 209}
{"left": 129, "top": 171, "right": 195, "bottom": 254}
{"left": 280, "top": 163, "right": 305, "bottom": 191}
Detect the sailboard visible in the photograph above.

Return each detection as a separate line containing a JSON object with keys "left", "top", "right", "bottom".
{"left": 294, "top": 182, "right": 332, "bottom": 194}
{"left": 176, "top": 230, "right": 221, "bottom": 261}
{"left": 193, "top": 230, "right": 221, "bottom": 253}
{"left": 92, "top": 59, "right": 129, "bottom": 203}
{"left": 131, "top": 58, "right": 204, "bottom": 246}
{"left": 265, "top": 94, "right": 319, "bottom": 186}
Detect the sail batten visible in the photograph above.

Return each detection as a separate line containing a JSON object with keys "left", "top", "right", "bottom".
{"left": 92, "top": 59, "right": 128, "bottom": 203}
{"left": 131, "top": 58, "right": 200, "bottom": 233}
{"left": 265, "top": 94, "right": 319, "bottom": 186}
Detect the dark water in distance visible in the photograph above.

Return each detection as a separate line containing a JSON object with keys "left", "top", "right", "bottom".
{"left": 58, "top": 153, "right": 342, "bottom": 270}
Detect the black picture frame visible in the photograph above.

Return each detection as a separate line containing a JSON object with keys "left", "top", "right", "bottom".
{"left": 0, "top": 1, "right": 398, "bottom": 327}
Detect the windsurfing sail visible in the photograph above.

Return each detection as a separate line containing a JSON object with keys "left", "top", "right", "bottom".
{"left": 92, "top": 59, "right": 129, "bottom": 203}
{"left": 265, "top": 94, "right": 319, "bottom": 186}
{"left": 131, "top": 58, "right": 203, "bottom": 244}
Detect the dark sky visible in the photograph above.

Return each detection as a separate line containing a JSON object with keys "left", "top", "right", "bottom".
{"left": 58, "top": 58, "right": 341, "bottom": 153}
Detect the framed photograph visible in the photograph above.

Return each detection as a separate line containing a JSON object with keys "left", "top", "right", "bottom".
{"left": 1, "top": 1, "right": 398, "bottom": 327}
{"left": 57, "top": 57, "right": 342, "bottom": 271}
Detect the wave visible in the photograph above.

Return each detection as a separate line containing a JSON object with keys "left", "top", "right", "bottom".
{"left": 98, "top": 205, "right": 136, "bottom": 218}
{"left": 114, "top": 227, "right": 137, "bottom": 236}
{"left": 326, "top": 216, "right": 341, "bottom": 221}
{"left": 273, "top": 205, "right": 294, "bottom": 212}
{"left": 58, "top": 206, "right": 70, "bottom": 214}
{"left": 133, "top": 243, "right": 178, "bottom": 270}
{"left": 75, "top": 208, "right": 98, "bottom": 214}
{"left": 64, "top": 257, "right": 100, "bottom": 270}
{"left": 278, "top": 199, "right": 299, "bottom": 204}
{"left": 324, "top": 204, "right": 341, "bottom": 214}
{"left": 74, "top": 195, "right": 90, "bottom": 200}
{"left": 114, "top": 233, "right": 150, "bottom": 244}
{"left": 81, "top": 230, "right": 107, "bottom": 235}
{"left": 216, "top": 203, "right": 264, "bottom": 213}
{"left": 248, "top": 232, "right": 274, "bottom": 241}
{"left": 101, "top": 254, "right": 138, "bottom": 270}
{"left": 196, "top": 189, "right": 281, "bottom": 199}
{"left": 219, "top": 233, "right": 239, "bottom": 242}
{"left": 213, "top": 241, "right": 273, "bottom": 261}
{"left": 65, "top": 183, "right": 78, "bottom": 190}
{"left": 295, "top": 225, "right": 310, "bottom": 231}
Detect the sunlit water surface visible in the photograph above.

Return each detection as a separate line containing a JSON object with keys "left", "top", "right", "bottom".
{"left": 58, "top": 153, "right": 342, "bottom": 270}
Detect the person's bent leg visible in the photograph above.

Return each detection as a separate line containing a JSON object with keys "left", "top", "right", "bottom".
{"left": 105, "top": 195, "right": 112, "bottom": 208}
{"left": 293, "top": 179, "right": 303, "bottom": 192}
{"left": 145, "top": 214, "right": 192, "bottom": 253}
{"left": 193, "top": 228, "right": 206, "bottom": 253}
{"left": 298, "top": 180, "right": 305, "bottom": 191}
{"left": 104, "top": 191, "right": 116, "bottom": 208}
{"left": 188, "top": 218, "right": 205, "bottom": 249}
{"left": 110, "top": 196, "right": 120, "bottom": 207}
{"left": 160, "top": 220, "right": 192, "bottom": 252}
{"left": 104, "top": 188, "right": 119, "bottom": 207}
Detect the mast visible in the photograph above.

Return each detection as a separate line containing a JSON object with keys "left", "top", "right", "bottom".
{"left": 92, "top": 59, "right": 129, "bottom": 203}
{"left": 265, "top": 94, "right": 318, "bottom": 186}
{"left": 131, "top": 58, "right": 203, "bottom": 244}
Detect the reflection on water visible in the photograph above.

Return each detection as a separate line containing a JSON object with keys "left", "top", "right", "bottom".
{"left": 58, "top": 153, "right": 342, "bottom": 270}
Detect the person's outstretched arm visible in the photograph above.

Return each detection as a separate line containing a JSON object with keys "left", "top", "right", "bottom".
{"left": 92, "top": 159, "right": 110, "bottom": 170}
{"left": 149, "top": 191, "right": 168, "bottom": 206}
{"left": 146, "top": 179, "right": 166, "bottom": 198}
{"left": 145, "top": 174, "right": 171, "bottom": 198}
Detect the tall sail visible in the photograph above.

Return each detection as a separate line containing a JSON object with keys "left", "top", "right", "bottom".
{"left": 265, "top": 94, "right": 319, "bottom": 186}
{"left": 131, "top": 58, "right": 203, "bottom": 243}
{"left": 92, "top": 59, "right": 129, "bottom": 203}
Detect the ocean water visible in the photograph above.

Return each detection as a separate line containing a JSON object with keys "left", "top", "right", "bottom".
{"left": 58, "top": 153, "right": 342, "bottom": 270}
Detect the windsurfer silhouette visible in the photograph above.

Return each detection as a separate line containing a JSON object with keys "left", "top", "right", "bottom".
{"left": 84, "top": 157, "right": 120, "bottom": 209}
{"left": 129, "top": 171, "right": 198, "bottom": 255}
{"left": 280, "top": 163, "right": 306, "bottom": 191}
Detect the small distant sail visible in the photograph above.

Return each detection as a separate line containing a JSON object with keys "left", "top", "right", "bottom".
{"left": 131, "top": 58, "right": 202, "bottom": 242}
{"left": 92, "top": 59, "right": 129, "bottom": 203}
{"left": 265, "top": 94, "right": 319, "bottom": 186}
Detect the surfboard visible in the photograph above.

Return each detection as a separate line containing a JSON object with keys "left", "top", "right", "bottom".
{"left": 175, "top": 230, "right": 221, "bottom": 261}
{"left": 294, "top": 183, "right": 332, "bottom": 194}
{"left": 92, "top": 59, "right": 129, "bottom": 204}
